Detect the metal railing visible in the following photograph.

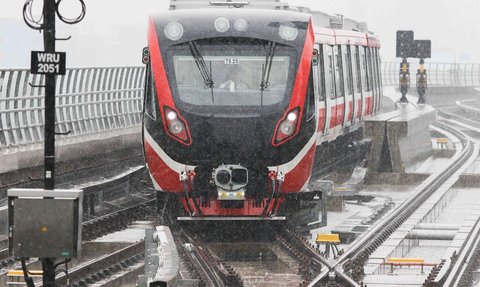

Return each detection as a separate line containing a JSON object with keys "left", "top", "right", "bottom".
{"left": 1, "top": 62, "right": 478, "bottom": 147}
{"left": 382, "top": 62, "right": 480, "bottom": 87}
{"left": 0, "top": 67, "right": 145, "bottom": 148}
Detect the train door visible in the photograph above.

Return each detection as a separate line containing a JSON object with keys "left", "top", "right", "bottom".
{"left": 313, "top": 44, "right": 327, "bottom": 135}
{"left": 333, "top": 45, "right": 345, "bottom": 130}
{"left": 353, "top": 46, "right": 364, "bottom": 121}
{"left": 324, "top": 45, "right": 335, "bottom": 132}
{"left": 344, "top": 45, "right": 355, "bottom": 125}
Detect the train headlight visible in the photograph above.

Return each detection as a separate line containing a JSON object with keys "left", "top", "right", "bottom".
{"left": 234, "top": 18, "right": 248, "bottom": 32}
{"left": 169, "top": 120, "right": 184, "bottom": 134}
{"left": 164, "top": 21, "right": 184, "bottom": 41}
{"left": 167, "top": 110, "right": 177, "bottom": 120}
{"left": 279, "top": 22, "right": 298, "bottom": 41}
{"left": 214, "top": 17, "right": 230, "bottom": 33}
{"left": 272, "top": 107, "right": 300, "bottom": 146}
{"left": 279, "top": 121, "right": 295, "bottom": 136}
{"left": 163, "top": 106, "right": 192, "bottom": 146}
{"left": 287, "top": 111, "right": 297, "bottom": 122}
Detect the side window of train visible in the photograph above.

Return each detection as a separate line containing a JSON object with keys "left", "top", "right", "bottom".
{"left": 334, "top": 46, "right": 345, "bottom": 98}
{"left": 368, "top": 47, "right": 374, "bottom": 91}
{"left": 145, "top": 64, "right": 157, "bottom": 120}
{"left": 318, "top": 45, "right": 326, "bottom": 101}
{"left": 305, "top": 67, "right": 315, "bottom": 122}
{"left": 363, "top": 47, "right": 371, "bottom": 92}
{"left": 355, "top": 46, "right": 362, "bottom": 93}
{"left": 369, "top": 47, "right": 376, "bottom": 91}
{"left": 326, "top": 46, "right": 335, "bottom": 99}
{"left": 375, "top": 48, "right": 382, "bottom": 91}
{"left": 345, "top": 45, "right": 354, "bottom": 95}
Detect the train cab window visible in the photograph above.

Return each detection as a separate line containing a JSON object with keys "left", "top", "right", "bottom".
{"left": 334, "top": 46, "right": 345, "bottom": 98}
{"left": 318, "top": 46, "right": 326, "bottom": 101}
{"left": 167, "top": 38, "right": 296, "bottom": 109}
{"left": 345, "top": 46, "right": 354, "bottom": 95}
{"left": 305, "top": 68, "right": 315, "bottom": 122}
{"left": 144, "top": 64, "right": 157, "bottom": 120}
{"left": 354, "top": 46, "right": 362, "bottom": 93}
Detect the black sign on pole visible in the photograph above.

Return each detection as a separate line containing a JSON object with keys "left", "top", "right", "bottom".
{"left": 412, "top": 40, "right": 432, "bottom": 58}
{"left": 396, "top": 30, "right": 414, "bottom": 58}
{"left": 31, "top": 51, "right": 66, "bottom": 75}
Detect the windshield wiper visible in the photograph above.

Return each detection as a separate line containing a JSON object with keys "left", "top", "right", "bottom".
{"left": 189, "top": 41, "right": 215, "bottom": 103}
{"left": 260, "top": 41, "right": 276, "bottom": 106}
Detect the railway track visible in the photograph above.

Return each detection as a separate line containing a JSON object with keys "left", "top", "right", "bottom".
{"left": 431, "top": 104, "right": 480, "bottom": 287}
{"left": 306, "top": 117, "right": 476, "bottom": 286}
{"left": 6, "top": 103, "right": 480, "bottom": 286}
{"left": 0, "top": 162, "right": 156, "bottom": 286}
{"left": 174, "top": 222, "right": 328, "bottom": 287}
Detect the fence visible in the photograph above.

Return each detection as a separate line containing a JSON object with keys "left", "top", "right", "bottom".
{"left": 1, "top": 62, "right": 479, "bottom": 147}
{"left": 382, "top": 62, "right": 480, "bottom": 87}
{"left": 0, "top": 67, "right": 145, "bottom": 147}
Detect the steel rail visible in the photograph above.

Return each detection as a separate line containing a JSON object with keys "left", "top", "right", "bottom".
{"left": 179, "top": 230, "right": 228, "bottom": 287}
{"left": 308, "top": 121, "right": 474, "bottom": 286}
{"left": 432, "top": 111, "right": 480, "bottom": 286}
{"left": 37, "top": 241, "right": 145, "bottom": 286}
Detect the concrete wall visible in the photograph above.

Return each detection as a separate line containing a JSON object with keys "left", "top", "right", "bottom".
{"left": 364, "top": 104, "right": 436, "bottom": 181}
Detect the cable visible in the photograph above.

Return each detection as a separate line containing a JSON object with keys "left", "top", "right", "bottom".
{"left": 56, "top": 0, "right": 86, "bottom": 25}
{"left": 23, "top": 0, "right": 44, "bottom": 30}
{"left": 54, "top": 259, "right": 71, "bottom": 286}
{"left": 21, "top": 259, "right": 36, "bottom": 287}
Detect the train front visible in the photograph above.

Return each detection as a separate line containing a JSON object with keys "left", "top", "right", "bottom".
{"left": 143, "top": 9, "right": 318, "bottom": 220}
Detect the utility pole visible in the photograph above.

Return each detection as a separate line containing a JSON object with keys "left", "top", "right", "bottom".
{"left": 42, "top": 0, "right": 57, "bottom": 285}
{"left": 23, "top": 0, "right": 85, "bottom": 285}
{"left": 43, "top": 0, "right": 56, "bottom": 191}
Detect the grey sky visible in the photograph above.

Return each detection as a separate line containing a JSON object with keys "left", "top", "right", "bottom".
{"left": 1, "top": 0, "right": 479, "bottom": 68}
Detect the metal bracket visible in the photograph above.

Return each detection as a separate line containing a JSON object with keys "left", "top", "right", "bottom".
{"left": 55, "top": 130, "right": 71, "bottom": 135}
{"left": 29, "top": 82, "right": 45, "bottom": 88}
{"left": 55, "top": 36, "right": 72, "bottom": 41}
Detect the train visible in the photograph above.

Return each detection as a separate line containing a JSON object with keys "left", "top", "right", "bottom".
{"left": 142, "top": 0, "right": 382, "bottom": 224}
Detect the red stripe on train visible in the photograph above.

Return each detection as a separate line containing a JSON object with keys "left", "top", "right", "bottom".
{"left": 144, "top": 139, "right": 183, "bottom": 192}
{"left": 283, "top": 143, "right": 316, "bottom": 192}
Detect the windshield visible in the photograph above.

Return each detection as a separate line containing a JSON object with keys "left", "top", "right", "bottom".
{"left": 168, "top": 39, "right": 297, "bottom": 107}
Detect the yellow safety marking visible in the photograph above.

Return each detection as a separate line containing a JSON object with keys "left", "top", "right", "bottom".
{"left": 436, "top": 138, "right": 448, "bottom": 144}
{"left": 7, "top": 270, "right": 43, "bottom": 276}
{"left": 315, "top": 233, "right": 341, "bottom": 244}
{"left": 386, "top": 258, "right": 424, "bottom": 264}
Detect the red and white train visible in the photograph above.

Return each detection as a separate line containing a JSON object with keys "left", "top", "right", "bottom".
{"left": 142, "top": 1, "right": 382, "bottom": 222}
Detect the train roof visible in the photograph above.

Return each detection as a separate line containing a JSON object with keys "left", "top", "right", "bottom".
{"left": 168, "top": 0, "right": 374, "bottom": 34}
{"left": 162, "top": 0, "right": 380, "bottom": 48}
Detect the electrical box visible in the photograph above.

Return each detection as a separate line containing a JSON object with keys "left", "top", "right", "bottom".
{"left": 8, "top": 188, "right": 83, "bottom": 258}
